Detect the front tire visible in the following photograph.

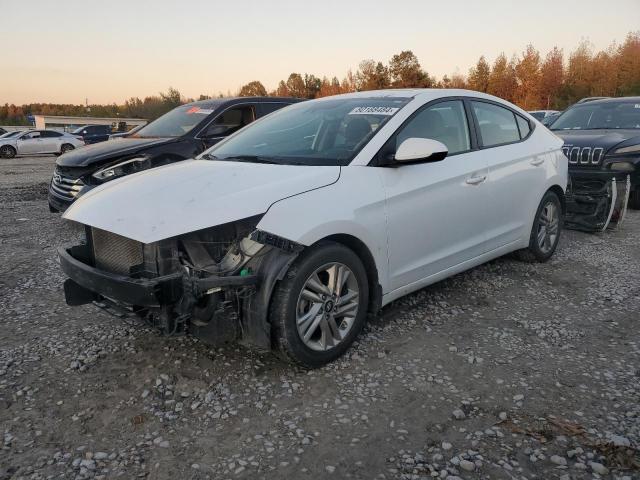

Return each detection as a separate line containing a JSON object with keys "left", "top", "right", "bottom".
{"left": 516, "top": 190, "right": 563, "bottom": 263}
{"left": 0, "top": 145, "right": 16, "bottom": 158}
{"left": 60, "top": 144, "right": 75, "bottom": 155}
{"left": 270, "top": 242, "right": 369, "bottom": 368}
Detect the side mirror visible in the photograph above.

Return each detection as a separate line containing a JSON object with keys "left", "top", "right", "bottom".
{"left": 395, "top": 138, "right": 448, "bottom": 164}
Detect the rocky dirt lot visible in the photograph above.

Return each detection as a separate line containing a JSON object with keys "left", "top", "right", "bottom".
{"left": 0, "top": 156, "right": 639, "bottom": 480}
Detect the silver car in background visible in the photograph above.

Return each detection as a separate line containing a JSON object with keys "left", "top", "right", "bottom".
{"left": 0, "top": 130, "right": 85, "bottom": 158}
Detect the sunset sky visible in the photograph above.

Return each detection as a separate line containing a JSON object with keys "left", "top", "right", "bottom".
{"left": 2, "top": 0, "right": 639, "bottom": 104}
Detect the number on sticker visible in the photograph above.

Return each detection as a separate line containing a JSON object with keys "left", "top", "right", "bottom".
{"left": 349, "top": 106, "right": 399, "bottom": 116}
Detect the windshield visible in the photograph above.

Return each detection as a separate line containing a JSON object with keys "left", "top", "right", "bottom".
{"left": 71, "top": 126, "right": 88, "bottom": 134}
{"left": 133, "top": 105, "right": 213, "bottom": 138}
{"left": 551, "top": 102, "right": 640, "bottom": 130}
{"left": 203, "top": 97, "right": 410, "bottom": 166}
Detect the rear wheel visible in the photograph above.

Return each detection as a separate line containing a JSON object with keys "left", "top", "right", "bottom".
{"left": 60, "top": 144, "right": 75, "bottom": 154}
{"left": 0, "top": 145, "right": 16, "bottom": 158}
{"left": 270, "top": 242, "right": 369, "bottom": 368}
{"left": 516, "top": 190, "right": 562, "bottom": 263}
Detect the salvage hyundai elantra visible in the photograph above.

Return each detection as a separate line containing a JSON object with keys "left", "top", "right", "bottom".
{"left": 59, "top": 89, "right": 567, "bottom": 367}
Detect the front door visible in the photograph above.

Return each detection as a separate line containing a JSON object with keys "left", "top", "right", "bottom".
{"left": 16, "top": 132, "right": 43, "bottom": 154}
{"left": 379, "top": 99, "right": 490, "bottom": 291}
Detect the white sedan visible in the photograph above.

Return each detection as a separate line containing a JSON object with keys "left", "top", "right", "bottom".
{"left": 59, "top": 89, "right": 567, "bottom": 367}
{"left": 0, "top": 130, "right": 85, "bottom": 158}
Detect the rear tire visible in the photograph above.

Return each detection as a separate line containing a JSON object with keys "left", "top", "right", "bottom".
{"left": 516, "top": 190, "right": 563, "bottom": 263}
{"left": 270, "top": 242, "right": 369, "bottom": 368}
{"left": 629, "top": 187, "right": 640, "bottom": 210}
{"left": 0, "top": 145, "right": 16, "bottom": 158}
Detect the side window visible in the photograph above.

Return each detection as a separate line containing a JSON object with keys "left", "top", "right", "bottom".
{"left": 516, "top": 115, "right": 531, "bottom": 138}
{"left": 41, "top": 131, "right": 62, "bottom": 138}
{"left": 24, "top": 131, "right": 41, "bottom": 139}
{"left": 204, "top": 106, "right": 256, "bottom": 137}
{"left": 395, "top": 100, "right": 471, "bottom": 155}
{"left": 471, "top": 101, "right": 520, "bottom": 147}
{"left": 260, "top": 103, "right": 289, "bottom": 116}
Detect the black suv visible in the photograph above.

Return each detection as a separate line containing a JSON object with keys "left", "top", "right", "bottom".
{"left": 551, "top": 97, "right": 640, "bottom": 229}
{"left": 72, "top": 125, "right": 114, "bottom": 145}
{"left": 49, "top": 97, "right": 301, "bottom": 212}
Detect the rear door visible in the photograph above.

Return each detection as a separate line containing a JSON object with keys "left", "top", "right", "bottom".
{"left": 469, "top": 100, "right": 545, "bottom": 249}
{"left": 39, "top": 130, "right": 63, "bottom": 152}
{"left": 379, "top": 98, "right": 490, "bottom": 290}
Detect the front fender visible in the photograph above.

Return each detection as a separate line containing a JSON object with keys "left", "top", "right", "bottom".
{"left": 256, "top": 166, "right": 390, "bottom": 292}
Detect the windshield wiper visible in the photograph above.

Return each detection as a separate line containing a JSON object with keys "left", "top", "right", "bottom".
{"left": 200, "top": 153, "right": 218, "bottom": 160}
{"left": 220, "top": 155, "right": 281, "bottom": 165}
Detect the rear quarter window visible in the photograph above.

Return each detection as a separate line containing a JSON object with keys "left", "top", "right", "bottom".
{"left": 516, "top": 115, "right": 531, "bottom": 138}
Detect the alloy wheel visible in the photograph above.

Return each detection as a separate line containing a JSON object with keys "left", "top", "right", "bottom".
{"left": 296, "top": 262, "right": 360, "bottom": 352}
{"left": 537, "top": 201, "right": 559, "bottom": 254}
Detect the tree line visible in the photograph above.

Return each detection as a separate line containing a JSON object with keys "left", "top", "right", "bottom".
{"left": 1, "top": 32, "right": 638, "bottom": 126}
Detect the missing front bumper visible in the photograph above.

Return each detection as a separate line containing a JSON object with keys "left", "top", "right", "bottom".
{"left": 565, "top": 171, "right": 630, "bottom": 232}
{"left": 58, "top": 244, "right": 257, "bottom": 308}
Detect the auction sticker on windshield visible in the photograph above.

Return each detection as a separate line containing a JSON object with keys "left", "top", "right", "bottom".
{"left": 349, "top": 106, "right": 399, "bottom": 115}
{"left": 186, "top": 107, "right": 215, "bottom": 115}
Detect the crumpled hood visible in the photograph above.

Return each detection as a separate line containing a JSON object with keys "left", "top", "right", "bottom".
{"left": 56, "top": 137, "right": 175, "bottom": 167}
{"left": 63, "top": 159, "right": 341, "bottom": 243}
{"left": 553, "top": 129, "right": 640, "bottom": 153}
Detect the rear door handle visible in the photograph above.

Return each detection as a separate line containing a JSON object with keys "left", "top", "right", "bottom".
{"left": 531, "top": 158, "right": 544, "bottom": 166}
{"left": 466, "top": 175, "right": 487, "bottom": 185}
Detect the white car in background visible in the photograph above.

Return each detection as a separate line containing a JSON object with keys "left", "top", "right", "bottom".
{"left": 528, "top": 109, "right": 560, "bottom": 121}
{"left": 59, "top": 89, "right": 567, "bottom": 367}
{"left": 0, "top": 130, "right": 85, "bottom": 158}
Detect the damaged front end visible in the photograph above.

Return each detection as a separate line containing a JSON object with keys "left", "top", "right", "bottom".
{"left": 59, "top": 218, "right": 302, "bottom": 350}
{"left": 565, "top": 171, "right": 631, "bottom": 232}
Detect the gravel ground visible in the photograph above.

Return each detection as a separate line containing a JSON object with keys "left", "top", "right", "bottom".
{"left": 0, "top": 155, "right": 639, "bottom": 480}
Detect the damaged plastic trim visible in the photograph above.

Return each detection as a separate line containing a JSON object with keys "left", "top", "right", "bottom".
{"left": 58, "top": 222, "right": 305, "bottom": 351}
{"left": 250, "top": 229, "right": 304, "bottom": 253}
{"left": 565, "top": 171, "right": 630, "bottom": 233}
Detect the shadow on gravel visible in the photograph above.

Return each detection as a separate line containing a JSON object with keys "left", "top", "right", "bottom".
{"left": 5, "top": 182, "right": 50, "bottom": 201}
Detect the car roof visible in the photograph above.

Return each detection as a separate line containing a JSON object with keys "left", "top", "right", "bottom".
{"left": 575, "top": 96, "right": 640, "bottom": 106}
{"left": 184, "top": 96, "right": 303, "bottom": 109}
{"left": 312, "top": 89, "right": 528, "bottom": 113}
{"left": 316, "top": 88, "right": 508, "bottom": 102}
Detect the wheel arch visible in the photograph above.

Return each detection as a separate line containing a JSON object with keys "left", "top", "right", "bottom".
{"left": 311, "top": 233, "right": 382, "bottom": 315}
{"left": 548, "top": 184, "right": 566, "bottom": 214}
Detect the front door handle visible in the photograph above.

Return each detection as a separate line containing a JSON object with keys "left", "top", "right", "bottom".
{"left": 466, "top": 175, "right": 487, "bottom": 185}
{"left": 531, "top": 158, "right": 544, "bottom": 166}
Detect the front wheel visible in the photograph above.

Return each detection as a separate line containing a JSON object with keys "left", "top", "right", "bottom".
{"left": 60, "top": 144, "right": 75, "bottom": 155}
{"left": 270, "top": 242, "right": 369, "bottom": 368}
{"left": 0, "top": 145, "right": 16, "bottom": 158}
{"left": 516, "top": 190, "right": 563, "bottom": 263}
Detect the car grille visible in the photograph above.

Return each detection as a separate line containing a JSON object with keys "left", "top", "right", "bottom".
{"left": 91, "top": 227, "right": 143, "bottom": 275}
{"left": 562, "top": 146, "right": 604, "bottom": 166}
{"left": 51, "top": 170, "right": 85, "bottom": 199}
